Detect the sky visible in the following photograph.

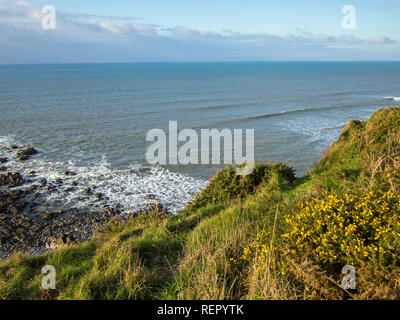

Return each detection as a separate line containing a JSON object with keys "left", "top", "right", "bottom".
{"left": 0, "top": 0, "right": 399, "bottom": 64}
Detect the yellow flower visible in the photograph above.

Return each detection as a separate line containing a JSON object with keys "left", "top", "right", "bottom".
{"left": 283, "top": 189, "right": 400, "bottom": 265}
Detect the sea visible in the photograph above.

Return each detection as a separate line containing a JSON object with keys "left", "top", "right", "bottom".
{"left": 1, "top": 61, "right": 400, "bottom": 213}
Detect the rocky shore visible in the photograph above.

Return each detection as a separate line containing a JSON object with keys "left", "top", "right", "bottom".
{"left": 0, "top": 145, "right": 170, "bottom": 261}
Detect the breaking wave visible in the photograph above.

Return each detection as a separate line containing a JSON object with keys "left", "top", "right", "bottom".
{"left": 384, "top": 96, "right": 400, "bottom": 101}
{"left": 0, "top": 136, "right": 207, "bottom": 215}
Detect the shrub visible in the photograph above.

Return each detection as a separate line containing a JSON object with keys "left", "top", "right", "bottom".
{"left": 283, "top": 190, "right": 400, "bottom": 266}
{"left": 230, "top": 230, "right": 272, "bottom": 274}
{"left": 186, "top": 162, "right": 295, "bottom": 211}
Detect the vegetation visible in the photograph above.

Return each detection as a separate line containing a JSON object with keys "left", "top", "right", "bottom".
{"left": 1, "top": 106, "right": 400, "bottom": 300}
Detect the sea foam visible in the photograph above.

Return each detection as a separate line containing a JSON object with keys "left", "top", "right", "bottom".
{"left": 384, "top": 96, "right": 400, "bottom": 101}
{"left": 0, "top": 136, "right": 207, "bottom": 215}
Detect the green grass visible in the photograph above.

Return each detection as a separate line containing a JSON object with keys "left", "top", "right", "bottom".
{"left": 1, "top": 105, "right": 400, "bottom": 300}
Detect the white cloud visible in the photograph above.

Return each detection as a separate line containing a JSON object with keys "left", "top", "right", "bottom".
{"left": 98, "top": 21, "right": 126, "bottom": 34}
{"left": 368, "top": 35, "right": 395, "bottom": 44}
{"left": 62, "top": 12, "right": 139, "bottom": 22}
{"left": 340, "top": 35, "right": 364, "bottom": 44}
{"left": 319, "top": 34, "right": 336, "bottom": 43}
{"left": 0, "top": 0, "right": 398, "bottom": 64}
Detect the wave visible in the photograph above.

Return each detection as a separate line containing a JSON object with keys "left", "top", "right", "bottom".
{"left": 196, "top": 101, "right": 258, "bottom": 111}
{"left": 313, "top": 89, "right": 374, "bottom": 99}
{"left": 384, "top": 96, "right": 400, "bottom": 101}
{"left": 245, "top": 107, "right": 324, "bottom": 121}
{"left": 319, "top": 123, "right": 347, "bottom": 131}
{"left": 229, "top": 104, "right": 365, "bottom": 123}
{"left": 0, "top": 136, "right": 207, "bottom": 215}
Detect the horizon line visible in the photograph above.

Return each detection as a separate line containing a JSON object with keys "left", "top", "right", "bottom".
{"left": 1, "top": 60, "right": 400, "bottom": 66}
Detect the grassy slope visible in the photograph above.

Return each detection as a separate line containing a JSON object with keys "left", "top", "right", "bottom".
{"left": 1, "top": 106, "right": 400, "bottom": 300}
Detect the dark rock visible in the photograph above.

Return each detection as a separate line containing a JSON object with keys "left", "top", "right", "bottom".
{"left": 29, "top": 185, "right": 39, "bottom": 191}
{"left": 40, "top": 178, "right": 47, "bottom": 187}
{"left": 71, "top": 181, "right": 78, "bottom": 186}
{"left": 18, "top": 155, "right": 30, "bottom": 161}
{"left": 147, "top": 202, "right": 169, "bottom": 215}
{"left": 83, "top": 187, "right": 93, "bottom": 195}
{"left": 0, "top": 166, "right": 6, "bottom": 172}
{"left": 0, "top": 212, "right": 44, "bottom": 254}
{"left": 102, "top": 207, "right": 120, "bottom": 217}
{"left": 10, "top": 145, "right": 19, "bottom": 150}
{"left": 0, "top": 188, "right": 31, "bottom": 216}
{"left": 46, "top": 184, "right": 57, "bottom": 192}
{"left": 0, "top": 157, "right": 8, "bottom": 164}
{"left": 95, "top": 192, "right": 103, "bottom": 201}
{"left": 41, "top": 212, "right": 57, "bottom": 220}
{"left": 9, "top": 189, "right": 24, "bottom": 197}
{"left": 0, "top": 172, "right": 25, "bottom": 187}
{"left": 64, "top": 170, "right": 76, "bottom": 176}
{"left": 146, "top": 194, "right": 155, "bottom": 199}
{"left": 55, "top": 178, "right": 63, "bottom": 185}
{"left": 17, "top": 148, "right": 37, "bottom": 157}
{"left": 9, "top": 206, "right": 19, "bottom": 215}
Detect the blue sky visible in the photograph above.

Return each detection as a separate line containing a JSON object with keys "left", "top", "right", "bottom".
{"left": 1, "top": 0, "right": 399, "bottom": 64}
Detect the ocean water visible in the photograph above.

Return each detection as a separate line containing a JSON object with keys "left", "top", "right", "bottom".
{"left": 1, "top": 62, "right": 400, "bottom": 213}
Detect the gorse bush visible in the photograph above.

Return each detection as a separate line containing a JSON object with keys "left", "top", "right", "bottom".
{"left": 283, "top": 190, "right": 400, "bottom": 266}
{"left": 230, "top": 230, "right": 285, "bottom": 277}
{"left": 186, "top": 162, "right": 295, "bottom": 211}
